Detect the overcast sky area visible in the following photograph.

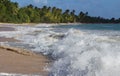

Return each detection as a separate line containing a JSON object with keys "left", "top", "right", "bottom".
{"left": 11, "top": 0, "right": 120, "bottom": 19}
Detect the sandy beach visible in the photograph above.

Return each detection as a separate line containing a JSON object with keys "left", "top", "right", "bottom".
{"left": 0, "top": 46, "right": 50, "bottom": 75}
{"left": 0, "top": 25, "right": 50, "bottom": 76}
{"left": 0, "top": 23, "right": 82, "bottom": 27}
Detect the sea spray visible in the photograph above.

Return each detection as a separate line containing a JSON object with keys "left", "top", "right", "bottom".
{"left": 49, "top": 29, "right": 120, "bottom": 76}
{"left": 0, "top": 24, "right": 120, "bottom": 76}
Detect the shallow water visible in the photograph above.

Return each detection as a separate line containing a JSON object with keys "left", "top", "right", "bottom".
{"left": 0, "top": 24, "right": 120, "bottom": 76}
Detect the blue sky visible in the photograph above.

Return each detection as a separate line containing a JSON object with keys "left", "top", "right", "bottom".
{"left": 11, "top": 0, "right": 120, "bottom": 19}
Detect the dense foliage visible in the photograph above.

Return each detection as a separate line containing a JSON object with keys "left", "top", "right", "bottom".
{"left": 0, "top": 0, "right": 120, "bottom": 23}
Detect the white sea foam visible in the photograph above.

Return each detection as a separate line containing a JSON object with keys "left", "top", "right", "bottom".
{"left": 49, "top": 29, "right": 120, "bottom": 76}
{"left": 0, "top": 24, "right": 120, "bottom": 76}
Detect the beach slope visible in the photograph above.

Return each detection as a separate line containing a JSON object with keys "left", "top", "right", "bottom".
{"left": 0, "top": 46, "right": 50, "bottom": 76}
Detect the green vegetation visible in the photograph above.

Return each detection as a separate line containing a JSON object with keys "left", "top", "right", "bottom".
{"left": 0, "top": 0, "right": 120, "bottom": 23}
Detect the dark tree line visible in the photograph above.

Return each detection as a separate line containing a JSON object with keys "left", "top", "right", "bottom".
{"left": 0, "top": 0, "right": 120, "bottom": 23}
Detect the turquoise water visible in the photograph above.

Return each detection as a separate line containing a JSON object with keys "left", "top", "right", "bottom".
{"left": 53, "top": 24, "right": 120, "bottom": 31}
{"left": 52, "top": 24, "right": 120, "bottom": 37}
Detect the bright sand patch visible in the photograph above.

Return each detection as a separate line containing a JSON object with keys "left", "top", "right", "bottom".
{"left": 0, "top": 46, "right": 50, "bottom": 76}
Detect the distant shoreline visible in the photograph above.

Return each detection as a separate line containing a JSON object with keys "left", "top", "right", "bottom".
{"left": 0, "top": 23, "right": 37, "bottom": 26}
{"left": 0, "top": 23, "right": 82, "bottom": 27}
{"left": 0, "top": 23, "right": 119, "bottom": 27}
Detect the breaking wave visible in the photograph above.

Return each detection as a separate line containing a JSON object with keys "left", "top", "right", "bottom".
{"left": 0, "top": 24, "right": 120, "bottom": 76}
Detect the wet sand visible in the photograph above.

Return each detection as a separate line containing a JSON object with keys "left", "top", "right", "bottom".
{"left": 0, "top": 37, "right": 19, "bottom": 42}
{"left": 0, "top": 24, "right": 50, "bottom": 75}
{"left": 0, "top": 25, "right": 19, "bottom": 42}
{"left": 0, "top": 46, "right": 50, "bottom": 76}
{"left": 0, "top": 27, "right": 15, "bottom": 31}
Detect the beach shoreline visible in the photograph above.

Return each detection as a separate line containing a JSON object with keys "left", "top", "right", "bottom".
{"left": 0, "top": 45, "right": 50, "bottom": 76}
{"left": 0, "top": 24, "right": 51, "bottom": 75}
{"left": 0, "top": 22, "right": 82, "bottom": 27}
{"left": 0, "top": 22, "right": 81, "bottom": 75}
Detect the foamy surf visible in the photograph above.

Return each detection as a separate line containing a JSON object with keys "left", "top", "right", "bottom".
{"left": 0, "top": 24, "right": 120, "bottom": 76}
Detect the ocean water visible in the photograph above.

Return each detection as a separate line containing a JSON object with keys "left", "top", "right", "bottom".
{"left": 0, "top": 24, "right": 120, "bottom": 76}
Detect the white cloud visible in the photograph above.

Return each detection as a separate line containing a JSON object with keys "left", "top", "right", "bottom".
{"left": 33, "top": 0, "right": 47, "bottom": 4}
